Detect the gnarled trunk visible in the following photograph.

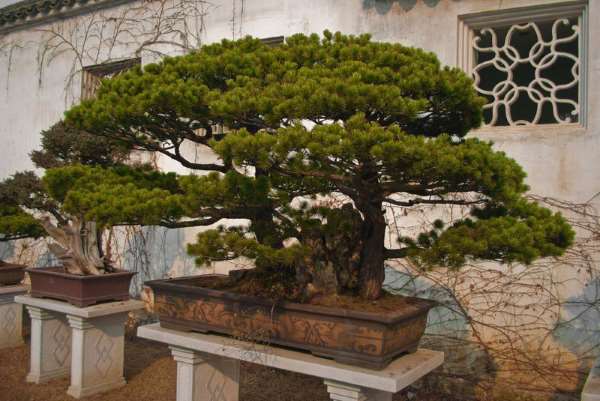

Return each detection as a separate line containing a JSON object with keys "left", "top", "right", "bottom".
{"left": 40, "top": 216, "right": 109, "bottom": 275}
{"left": 358, "top": 203, "right": 386, "bottom": 300}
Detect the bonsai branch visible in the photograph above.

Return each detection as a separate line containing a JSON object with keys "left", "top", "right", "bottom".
{"left": 383, "top": 197, "right": 485, "bottom": 207}
{"left": 384, "top": 248, "right": 409, "bottom": 259}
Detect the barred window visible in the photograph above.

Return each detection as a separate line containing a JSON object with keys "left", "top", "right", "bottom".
{"left": 261, "top": 36, "right": 285, "bottom": 47}
{"left": 458, "top": 3, "right": 588, "bottom": 128}
{"left": 81, "top": 58, "right": 141, "bottom": 100}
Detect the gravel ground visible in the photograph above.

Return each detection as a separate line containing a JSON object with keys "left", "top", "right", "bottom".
{"left": 0, "top": 338, "right": 435, "bottom": 401}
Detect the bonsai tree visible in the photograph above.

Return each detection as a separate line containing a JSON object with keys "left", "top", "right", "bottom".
{"left": 0, "top": 122, "right": 130, "bottom": 274}
{"left": 57, "top": 32, "right": 573, "bottom": 300}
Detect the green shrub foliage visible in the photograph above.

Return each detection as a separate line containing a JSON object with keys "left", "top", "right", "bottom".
{"left": 0, "top": 172, "right": 52, "bottom": 241}
{"left": 29, "top": 31, "right": 572, "bottom": 299}
{"left": 0, "top": 121, "right": 130, "bottom": 243}
{"left": 30, "top": 121, "right": 129, "bottom": 169}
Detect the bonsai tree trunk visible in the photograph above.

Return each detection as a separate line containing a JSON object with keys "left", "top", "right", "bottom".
{"left": 358, "top": 203, "right": 387, "bottom": 300}
{"left": 40, "top": 216, "right": 107, "bottom": 275}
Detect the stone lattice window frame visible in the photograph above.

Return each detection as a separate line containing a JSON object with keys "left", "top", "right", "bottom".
{"left": 457, "top": 1, "right": 589, "bottom": 130}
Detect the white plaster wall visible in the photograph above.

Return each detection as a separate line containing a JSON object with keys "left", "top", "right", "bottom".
{"left": 1, "top": 0, "right": 597, "bottom": 201}
{"left": 0, "top": 0, "right": 21, "bottom": 7}
{"left": 0, "top": 0, "right": 597, "bottom": 396}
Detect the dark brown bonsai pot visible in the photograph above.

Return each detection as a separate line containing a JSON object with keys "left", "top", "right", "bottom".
{"left": 146, "top": 275, "right": 436, "bottom": 370}
{"left": 0, "top": 262, "right": 26, "bottom": 286}
{"left": 26, "top": 267, "right": 136, "bottom": 307}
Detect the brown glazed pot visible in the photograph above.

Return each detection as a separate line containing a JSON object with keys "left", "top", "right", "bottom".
{"left": 0, "top": 262, "right": 25, "bottom": 286}
{"left": 26, "top": 267, "right": 136, "bottom": 307}
{"left": 147, "top": 275, "right": 436, "bottom": 370}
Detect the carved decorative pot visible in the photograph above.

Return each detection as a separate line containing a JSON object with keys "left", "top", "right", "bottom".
{"left": 146, "top": 275, "right": 436, "bottom": 370}
{"left": 0, "top": 262, "right": 25, "bottom": 286}
{"left": 27, "top": 267, "right": 136, "bottom": 307}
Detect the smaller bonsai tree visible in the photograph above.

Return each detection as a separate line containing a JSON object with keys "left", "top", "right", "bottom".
{"left": 0, "top": 122, "right": 130, "bottom": 275}
{"left": 0, "top": 169, "right": 115, "bottom": 275}
{"left": 59, "top": 32, "right": 575, "bottom": 301}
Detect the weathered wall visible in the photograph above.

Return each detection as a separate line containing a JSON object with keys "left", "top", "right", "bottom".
{"left": 0, "top": 0, "right": 598, "bottom": 399}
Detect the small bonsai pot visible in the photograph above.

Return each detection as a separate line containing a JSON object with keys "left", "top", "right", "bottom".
{"left": 26, "top": 266, "right": 136, "bottom": 307}
{"left": 0, "top": 262, "right": 25, "bottom": 286}
{"left": 146, "top": 274, "right": 436, "bottom": 370}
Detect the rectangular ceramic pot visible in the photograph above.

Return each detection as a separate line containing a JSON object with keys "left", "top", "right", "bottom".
{"left": 26, "top": 267, "right": 136, "bottom": 307}
{"left": 0, "top": 263, "right": 25, "bottom": 286}
{"left": 146, "top": 275, "right": 436, "bottom": 370}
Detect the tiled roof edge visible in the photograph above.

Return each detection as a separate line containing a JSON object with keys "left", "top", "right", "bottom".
{"left": 0, "top": 0, "right": 135, "bottom": 35}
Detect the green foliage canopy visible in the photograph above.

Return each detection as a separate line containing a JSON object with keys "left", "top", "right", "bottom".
{"left": 30, "top": 121, "right": 129, "bottom": 169}
{"left": 53, "top": 32, "right": 574, "bottom": 299}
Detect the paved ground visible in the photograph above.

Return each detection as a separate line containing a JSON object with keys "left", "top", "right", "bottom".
{"left": 0, "top": 338, "right": 427, "bottom": 401}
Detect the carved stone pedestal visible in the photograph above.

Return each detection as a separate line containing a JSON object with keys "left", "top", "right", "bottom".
{"left": 171, "top": 347, "right": 240, "bottom": 401}
{"left": 0, "top": 285, "right": 27, "bottom": 349}
{"left": 582, "top": 356, "right": 600, "bottom": 401}
{"left": 138, "top": 323, "right": 444, "bottom": 401}
{"left": 16, "top": 295, "right": 143, "bottom": 398}
{"left": 25, "top": 306, "right": 71, "bottom": 383}
{"left": 66, "top": 314, "right": 128, "bottom": 398}
{"left": 325, "top": 380, "right": 393, "bottom": 401}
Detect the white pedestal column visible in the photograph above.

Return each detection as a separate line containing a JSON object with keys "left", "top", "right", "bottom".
{"left": 325, "top": 380, "right": 393, "bottom": 401}
{"left": 25, "top": 306, "right": 71, "bottom": 383}
{"left": 0, "top": 286, "right": 26, "bottom": 348}
{"left": 66, "top": 313, "right": 128, "bottom": 398}
{"left": 171, "top": 346, "right": 240, "bottom": 401}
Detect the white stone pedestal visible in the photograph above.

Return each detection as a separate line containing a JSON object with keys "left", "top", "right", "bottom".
{"left": 582, "top": 356, "right": 600, "bottom": 401}
{"left": 25, "top": 306, "right": 71, "bottom": 383}
{"left": 16, "top": 295, "right": 143, "bottom": 398}
{"left": 138, "top": 323, "right": 444, "bottom": 401}
{"left": 66, "top": 314, "right": 129, "bottom": 398}
{"left": 0, "top": 285, "right": 27, "bottom": 349}
{"left": 325, "top": 380, "right": 393, "bottom": 401}
{"left": 171, "top": 347, "right": 240, "bottom": 401}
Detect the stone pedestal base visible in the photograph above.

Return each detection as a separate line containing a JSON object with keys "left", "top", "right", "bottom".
{"left": 325, "top": 380, "right": 393, "bottom": 401}
{"left": 25, "top": 306, "right": 71, "bottom": 383}
{"left": 0, "top": 285, "right": 27, "bottom": 349}
{"left": 171, "top": 347, "right": 240, "bottom": 401}
{"left": 17, "top": 295, "right": 143, "bottom": 398}
{"left": 582, "top": 356, "right": 600, "bottom": 401}
{"left": 66, "top": 314, "right": 129, "bottom": 398}
{"left": 138, "top": 324, "right": 444, "bottom": 401}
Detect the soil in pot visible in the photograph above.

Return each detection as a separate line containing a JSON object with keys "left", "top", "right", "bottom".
{"left": 188, "top": 274, "right": 424, "bottom": 313}
{"left": 148, "top": 273, "right": 436, "bottom": 370}
{"left": 27, "top": 266, "right": 136, "bottom": 307}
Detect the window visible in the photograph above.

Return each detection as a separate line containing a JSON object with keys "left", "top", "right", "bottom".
{"left": 458, "top": 2, "right": 588, "bottom": 128}
{"left": 261, "top": 36, "right": 285, "bottom": 47}
{"left": 81, "top": 58, "right": 141, "bottom": 100}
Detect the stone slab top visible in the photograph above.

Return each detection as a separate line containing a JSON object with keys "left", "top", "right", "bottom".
{"left": 15, "top": 294, "right": 144, "bottom": 318}
{"left": 138, "top": 323, "right": 444, "bottom": 393}
{"left": 0, "top": 284, "right": 28, "bottom": 296}
{"left": 583, "top": 357, "right": 600, "bottom": 401}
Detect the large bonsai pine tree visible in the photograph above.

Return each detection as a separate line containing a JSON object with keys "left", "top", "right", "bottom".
{"left": 58, "top": 32, "right": 573, "bottom": 300}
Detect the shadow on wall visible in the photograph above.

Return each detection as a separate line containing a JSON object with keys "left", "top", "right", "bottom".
{"left": 33, "top": 251, "right": 58, "bottom": 267}
{"left": 553, "top": 277, "right": 600, "bottom": 387}
{"left": 0, "top": 241, "right": 14, "bottom": 260}
{"left": 384, "top": 267, "right": 497, "bottom": 396}
{"left": 362, "top": 0, "right": 459, "bottom": 14}
{"left": 121, "top": 226, "right": 195, "bottom": 295}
